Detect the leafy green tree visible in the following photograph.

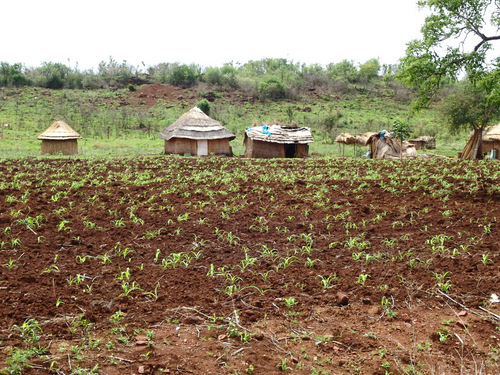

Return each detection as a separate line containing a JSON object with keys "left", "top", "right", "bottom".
{"left": 258, "top": 77, "right": 286, "bottom": 100}
{"left": 168, "top": 64, "right": 200, "bottom": 88}
{"left": 391, "top": 118, "right": 413, "bottom": 142}
{"left": 392, "top": 118, "right": 414, "bottom": 159}
{"left": 204, "top": 67, "right": 222, "bottom": 86}
{"left": 398, "top": 0, "right": 500, "bottom": 107}
{"left": 203, "top": 64, "right": 238, "bottom": 89}
{"left": 327, "top": 60, "right": 358, "bottom": 82}
{"left": 439, "top": 82, "right": 499, "bottom": 157}
{"left": 397, "top": 0, "right": 500, "bottom": 158}
{"left": 358, "top": 58, "right": 381, "bottom": 82}
{"left": 220, "top": 64, "right": 238, "bottom": 88}
{"left": 0, "top": 62, "right": 28, "bottom": 86}
{"left": 38, "top": 62, "right": 72, "bottom": 89}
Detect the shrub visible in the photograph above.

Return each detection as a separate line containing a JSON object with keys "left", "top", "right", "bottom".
{"left": 0, "top": 62, "right": 29, "bottom": 86}
{"left": 168, "top": 64, "right": 199, "bottom": 88}
{"left": 258, "top": 77, "right": 286, "bottom": 100}
{"left": 204, "top": 67, "right": 222, "bottom": 86}
{"left": 196, "top": 99, "right": 211, "bottom": 116}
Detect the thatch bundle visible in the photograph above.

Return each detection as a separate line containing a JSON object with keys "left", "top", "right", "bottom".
{"left": 367, "top": 132, "right": 417, "bottom": 159}
{"left": 357, "top": 132, "right": 378, "bottom": 146}
{"left": 335, "top": 133, "right": 358, "bottom": 145}
{"left": 37, "top": 121, "right": 82, "bottom": 155}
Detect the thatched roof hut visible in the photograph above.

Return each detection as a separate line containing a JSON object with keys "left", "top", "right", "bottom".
{"left": 158, "top": 107, "right": 235, "bottom": 156}
{"left": 244, "top": 125, "right": 313, "bottom": 158}
{"left": 335, "top": 132, "right": 377, "bottom": 156}
{"left": 482, "top": 123, "right": 500, "bottom": 159}
{"left": 462, "top": 123, "right": 500, "bottom": 159}
{"left": 37, "top": 121, "right": 82, "bottom": 155}
{"left": 408, "top": 136, "right": 436, "bottom": 150}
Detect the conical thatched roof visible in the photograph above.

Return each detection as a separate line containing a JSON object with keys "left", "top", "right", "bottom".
{"left": 159, "top": 107, "right": 235, "bottom": 141}
{"left": 37, "top": 121, "right": 82, "bottom": 140}
{"left": 483, "top": 123, "right": 500, "bottom": 142}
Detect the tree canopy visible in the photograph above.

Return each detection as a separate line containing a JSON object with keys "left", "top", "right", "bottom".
{"left": 397, "top": 0, "right": 500, "bottom": 111}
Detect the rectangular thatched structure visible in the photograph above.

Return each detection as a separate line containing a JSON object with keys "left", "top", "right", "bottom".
{"left": 244, "top": 125, "right": 313, "bottom": 158}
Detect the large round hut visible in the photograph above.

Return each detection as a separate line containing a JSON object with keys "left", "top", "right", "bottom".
{"left": 37, "top": 121, "right": 82, "bottom": 155}
{"left": 158, "top": 107, "right": 235, "bottom": 156}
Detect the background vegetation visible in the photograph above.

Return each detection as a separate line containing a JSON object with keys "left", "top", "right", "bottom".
{"left": 0, "top": 57, "right": 487, "bottom": 158}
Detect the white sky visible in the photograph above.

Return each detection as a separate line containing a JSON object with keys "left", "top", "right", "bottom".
{"left": 3, "top": 0, "right": 428, "bottom": 71}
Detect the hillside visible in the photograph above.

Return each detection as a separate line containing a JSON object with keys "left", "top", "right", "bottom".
{"left": 0, "top": 82, "right": 464, "bottom": 158}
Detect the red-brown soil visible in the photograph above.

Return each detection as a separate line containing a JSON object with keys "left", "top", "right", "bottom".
{"left": 0, "top": 157, "right": 499, "bottom": 374}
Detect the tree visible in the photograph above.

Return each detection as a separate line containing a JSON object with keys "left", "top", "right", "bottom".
{"left": 397, "top": 0, "right": 500, "bottom": 158}
{"left": 0, "top": 62, "right": 28, "bottom": 86}
{"left": 327, "top": 60, "right": 358, "bottom": 82}
{"left": 358, "top": 58, "right": 381, "bottom": 82}
{"left": 168, "top": 64, "right": 200, "bottom": 88}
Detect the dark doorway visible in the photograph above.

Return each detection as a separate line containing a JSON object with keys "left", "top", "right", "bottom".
{"left": 285, "top": 144, "right": 296, "bottom": 158}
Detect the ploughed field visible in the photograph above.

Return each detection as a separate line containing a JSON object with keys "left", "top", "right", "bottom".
{"left": 0, "top": 157, "right": 499, "bottom": 375}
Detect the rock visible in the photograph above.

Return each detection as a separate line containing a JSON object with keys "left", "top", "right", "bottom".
{"left": 368, "top": 306, "right": 380, "bottom": 315}
{"left": 336, "top": 292, "right": 349, "bottom": 306}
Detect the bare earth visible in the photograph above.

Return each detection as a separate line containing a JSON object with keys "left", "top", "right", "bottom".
{"left": 0, "top": 157, "right": 499, "bottom": 374}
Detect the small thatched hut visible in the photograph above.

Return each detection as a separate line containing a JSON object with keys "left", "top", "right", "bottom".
{"left": 159, "top": 107, "right": 235, "bottom": 156}
{"left": 461, "top": 124, "right": 500, "bottom": 159}
{"left": 408, "top": 136, "right": 436, "bottom": 150}
{"left": 37, "top": 121, "right": 82, "bottom": 155}
{"left": 482, "top": 123, "right": 500, "bottom": 159}
{"left": 244, "top": 125, "right": 313, "bottom": 158}
{"left": 335, "top": 132, "right": 377, "bottom": 156}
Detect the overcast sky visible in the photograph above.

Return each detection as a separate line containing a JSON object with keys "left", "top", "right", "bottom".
{"left": 3, "top": 0, "right": 428, "bottom": 71}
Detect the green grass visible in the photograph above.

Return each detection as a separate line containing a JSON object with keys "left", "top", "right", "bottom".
{"left": 0, "top": 85, "right": 470, "bottom": 159}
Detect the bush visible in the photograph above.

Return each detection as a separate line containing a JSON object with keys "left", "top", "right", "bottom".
{"left": 204, "top": 67, "right": 222, "bottom": 86}
{"left": 196, "top": 99, "right": 211, "bottom": 116}
{"left": 258, "top": 77, "right": 286, "bottom": 100}
{"left": 0, "top": 62, "right": 29, "bottom": 87}
{"left": 168, "top": 64, "right": 199, "bottom": 88}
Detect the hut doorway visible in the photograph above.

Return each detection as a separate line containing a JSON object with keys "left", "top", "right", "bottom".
{"left": 197, "top": 140, "right": 208, "bottom": 156}
{"left": 285, "top": 144, "right": 296, "bottom": 158}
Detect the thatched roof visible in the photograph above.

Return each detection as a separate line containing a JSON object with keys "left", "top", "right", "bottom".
{"left": 159, "top": 107, "right": 235, "bottom": 141}
{"left": 335, "top": 133, "right": 358, "bottom": 145}
{"left": 357, "top": 132, "right": 378, "bottom": 146}
{"left": 37, "top": 121, "right": 82, "bottom": 140}
{"left": 409, "top": 135, "right": 435, "bottom": 143}
{"left": 483, "top": 123, "right": 500, "bottom": 142}
{"left": 245, "top": 125, "right": 313, "bottom": 144}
